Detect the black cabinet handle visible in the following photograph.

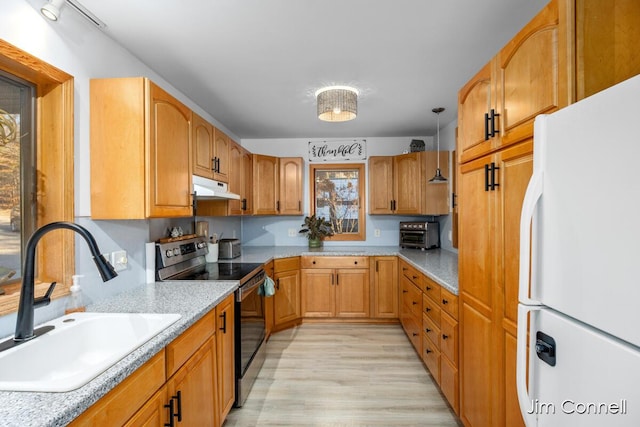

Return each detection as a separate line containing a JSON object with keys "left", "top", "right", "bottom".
{"left": 375, "top": 260, "right": 379, "bottom": 272}
{"left": 426, "top": 349, "right": 432, "bottom": 354}
{"left": 425, "top": 307, "right": 431, "bottom": 312}
{"left": 390, "top": 200, "right": 394, "bottom": 211}
{"left": 412, "top": 332, "right": 418, "bottom": 337}
{"left": 484, "top": 163, "right": 491, "bottom": 191}
{"left": 402, "top": 290, "right": 408, "bottom": 294}
{"left": 276, "top": 200, "right": 280, "bottom": 212}
{"left": 442, "top": 299, "right": 449, "bottom": 305}
{"left": 275, "top": 278, "right": 280, "bottom": 290}
{"left": 484, "top": 112, "right": 490, "bottom": 140}
{"left": 412, "top": 301, "right": 418, "bottom": 305}
{"left": 442, "top": 334, "right": 449, "bottom": 340}
{"left": 173, "top": 391, "right": 182, "bottom": 422}
{"left": 425, "top": 328, "right": 432, "bottom": 333}
{"left": 490, "top": 109, "right": 500, "bottom": 137}
{"left": 220, "top": 312, "right": 227, "bottom": 333}
{"left": 354, "top": 261, "right": 358, "bottom": 265}
{"left": 164, "top": 400, "right": 175, "bottom": 427}
{"left": 490, "top": 162, "right": 500, "bottom": 190}
{"left": 312, "top": 260, "right": 316, "bottom": 264}
{"left": 336, "top": 274, "right": 339, "bottom": 285}
{"left": 426, "top": 286, "right": 432, "bottom": 291}
{"left": 298, "top": 200, "right": 301, "bottom": 211}
{"left": 241, "top": 198, "right": 247, "bottom": 211}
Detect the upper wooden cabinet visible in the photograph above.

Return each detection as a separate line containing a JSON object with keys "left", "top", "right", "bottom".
{"left": 192, "top": 112, "right": 229, "bottom": 183}
{"left": 279, "top": 157, "right": 304, "bottom": 215}
{"left": 369, "top": 151, "right": 449, "bottom": 215}
{"left": 458, "top": 0, "right": 570, "bottom": 164}
{"left": 575, "top": 0, "right": 640, "bottom": 100}
{"left": 253, "top": 154, "right": 279, "bottom": 215}
{"left": 90, "top": 77, "right": 193, "bottom": 219}
{"left": 253, "top": 155, "right": 303, "bottom": 215}
{"left": 228, "top": 140, "right": 253, "bottom": 215}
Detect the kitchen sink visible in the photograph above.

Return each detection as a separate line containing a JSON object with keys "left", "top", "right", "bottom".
{"left": 0, "top": 312, "right": 181, "bottom": 392}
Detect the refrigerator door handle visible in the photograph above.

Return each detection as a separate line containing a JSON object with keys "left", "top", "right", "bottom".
{"left": 517, "top": 304, "right": 540, "bottom": 427}
{"left": 519, "top": 169, "right": 544, "bottom": 306}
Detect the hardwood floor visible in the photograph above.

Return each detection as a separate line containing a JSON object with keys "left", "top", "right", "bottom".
{"left": 224, "top": 324, "right": 461, "bottom": 426}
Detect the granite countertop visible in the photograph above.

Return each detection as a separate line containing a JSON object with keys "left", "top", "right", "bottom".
{"left": 234, "top": 245, "right": 458, "bottom": 294}
{"left": 0, "top": 245, "right": 457, "bottom": 426}
{"left": 0, "top": 280, "right": 239, "bottom": 427}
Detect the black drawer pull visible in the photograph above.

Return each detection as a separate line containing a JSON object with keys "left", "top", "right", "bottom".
{"left": 426, "top": 349, "right": 432, "bottom": 354}
{"left": 425, "top": 328, "right": 431, "bottom": 333}
{"left": 412, "top": 301, "right": 418, "bottom": 305}
{"left": 426, "top": 286, "right": 432, "bottom": 291}
{"left": 425, "top": 307, "right": 431, "bottom": 312}
{"left": 442, "top": 299, "right": 449, "bottom": 305}
{"left": 442, "top": 334, "right": 449, "bottom": 340}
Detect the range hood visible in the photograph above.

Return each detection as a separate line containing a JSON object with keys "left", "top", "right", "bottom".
{"left": 193, "top": 175, "right": 240, "bottom": 200}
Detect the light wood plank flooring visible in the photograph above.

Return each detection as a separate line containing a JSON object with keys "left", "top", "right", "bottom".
{"left": 224, "top": 324, "right": 461, "bottom": 426}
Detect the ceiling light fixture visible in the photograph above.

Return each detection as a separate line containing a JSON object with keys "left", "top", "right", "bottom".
{"left": 429, "top": 107, "right": 448, "bottom": 183}
{"left": 315, "top": 86, "right": 358, "bottom": 122}
{"left": 40, "top": 0, "right": 65, "bottom": 21}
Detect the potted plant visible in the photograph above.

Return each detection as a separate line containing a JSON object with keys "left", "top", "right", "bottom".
{"left": 299, "top": 214, "right": 334, "bottom": 248}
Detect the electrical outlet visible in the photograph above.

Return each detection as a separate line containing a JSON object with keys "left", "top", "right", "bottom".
{"left": 288, "top": 228, "right": 297, "bottom": 237}
{"left": 374, "top": 229, "right": 381, "bottom": 237}
{"left": 111, "top": 250, "right": 128, "bottom": 272}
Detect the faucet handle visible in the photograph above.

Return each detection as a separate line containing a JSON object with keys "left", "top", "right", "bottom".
{"left": 33, "top": 282, "right": 57, "bottom": 308}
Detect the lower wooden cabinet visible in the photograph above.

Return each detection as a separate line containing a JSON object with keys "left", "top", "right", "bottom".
{"left": 371, "top": 256, "right": 398, "bottom": 318}
{"left": 70, "top": 299, "right": 233, "bottom": 427}
{"left": 216, "top": 293, "right": 235, "bottom": 421}
{"left": 273, "top": 257, "right": 302, "bottom": 329}
{"left": 301, "top": 266, "right": 370, "bottom": 318}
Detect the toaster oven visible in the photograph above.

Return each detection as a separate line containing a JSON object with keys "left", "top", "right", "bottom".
{"left": 219, "top": 238, "right": 241, "bottom": 259}
{"left": 399, "top": 221, "right": 440, "bottom": 250}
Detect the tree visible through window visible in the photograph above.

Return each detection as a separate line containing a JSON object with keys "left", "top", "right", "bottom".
{"left": 310, "top": 163, "right": 365, "bottom": 241}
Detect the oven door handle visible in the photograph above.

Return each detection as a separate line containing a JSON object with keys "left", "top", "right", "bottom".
{"left": 237, "top": 274, "right": 266, "bottom": 302}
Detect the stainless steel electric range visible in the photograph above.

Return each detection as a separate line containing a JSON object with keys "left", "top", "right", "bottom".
{"left": 155, "top": 235, "right": 267, "bottom": 407}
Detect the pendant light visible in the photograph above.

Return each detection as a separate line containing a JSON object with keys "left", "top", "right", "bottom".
{"left": 429, "top": 107, "right": 447, "bottom": 183}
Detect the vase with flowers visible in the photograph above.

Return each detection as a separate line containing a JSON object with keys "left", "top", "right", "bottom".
{"left": 299, "top": 214, "right": 334, "bottom": 248}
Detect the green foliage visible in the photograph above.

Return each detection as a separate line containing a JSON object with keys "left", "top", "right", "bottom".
{"left": 299, "top": 214, "right": 334, "bottom": 240}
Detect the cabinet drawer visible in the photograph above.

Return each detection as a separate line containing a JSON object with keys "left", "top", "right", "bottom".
{"left": 402, "top": 278, "right": 422, "bottom": 318}
{"left": 423, "top": 293, "right": 441, "bottom": 325}
{"left": 422, "top": 312, "right": 441, "bottom": 350}
{"left": 301, "top": 256, "right": 369, "bottom": 269}
{"left": 440, "top": 288, "right": 459, "bottom": 319}
{"left": 274, "top": 256, "right": 300, "bottom": 272}
{"left": 423, "top": 275, "right": 441, "bottom": 304}
{"left": 400, "top": 260, "right": 423, "bottom": 286}
{"left": 166, "top": 309, "right": 215, "bottom": 377}
{"left": 422, "top": 334, "right": 441, "bottom": 384}
{"left": 441, "top": 356, "right": 459, "bottom": 414}
{"left": 402, "top": 312, "right": 422, "bottom": 353}
{"left": 440, "top": 313, "right": 458, "bottom": 364}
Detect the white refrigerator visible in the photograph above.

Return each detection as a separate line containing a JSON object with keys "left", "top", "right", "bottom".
{"left": 517, "top": 74, "right": 640, "bottom": 426}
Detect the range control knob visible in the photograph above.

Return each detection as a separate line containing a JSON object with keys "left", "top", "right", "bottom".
{"left": 165, "top": 249, "right": 173, "bottom": 258}
{"left": 173, "top": 248, "right": 180, "bottom": 256}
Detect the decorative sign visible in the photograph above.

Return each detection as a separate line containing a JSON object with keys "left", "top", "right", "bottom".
{"left": 308, "top": 139, "right": 366, "bottom": 162}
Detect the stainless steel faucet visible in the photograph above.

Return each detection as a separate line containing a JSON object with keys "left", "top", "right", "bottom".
{"left": 13, "top": 222, "right": 118, "bottom": 342}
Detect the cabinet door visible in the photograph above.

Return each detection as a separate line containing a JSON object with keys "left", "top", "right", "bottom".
{"left": 124, "top": 386, "right": 168, "bottom": 427}
{"left": 147, "top": 81, "right": 192, "bottom": 218}
{"left": 241, "top": 147, "right": 253, "bottom": 214}
{"left": 576, "top": 0, "right": 640, "bottom": 100}
{"left": 213, "top": 128, "right": 230, "bottom": 183}
{"left": 368, "top": 156, "right": 394, "bottom": 214}
{"left": 497, "top": 0, "right": 569, "bottom": 147}
{"left": 253, "top": 154, "right": 279, "bottom": 215}
{"left": 459, "top": 153, "right": 497, "bottom": 427}
{"left": 458, "top": 61, "right": 494, "bottom": 164}
{"left": 166, "top": 337, "right": 217, "bottom": 427}
{"left": 274, "top": 269, "right": 301, "bottom": 326}
{"left": 193, "top": 112, "right": 214, "bottom": 179}
{"left": 371, "top": 257, "right": 398, "bottom": 318}
{"left": 228, "top": 140, "right": 244, "bottom": 215}
{"left": 335, "top": 268, "right": 370, "bottom": 318}
{"left": 393, "top": 152, "right": 423, "bottom": 214}
{"left": 497, "top": 141, "right": 532, "bottom": 427}
{"left": 279, "top": 157, "right": 303, "bottom": 215}
{"left": 301, "top": 269, "right": 335, "bottom": 317}
{"left": 216, "top": 294, "right": 235, "bottom": 421}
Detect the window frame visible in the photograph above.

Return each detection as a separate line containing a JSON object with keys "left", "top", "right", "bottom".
{"left": 0, "top": 39, "right": 75, "bottom": 316}
{"left": 309, "top": 162, "right": 366, "bottom": 241}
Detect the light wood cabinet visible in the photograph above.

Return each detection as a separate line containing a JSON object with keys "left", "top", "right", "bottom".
{"left": 90, "top": 77, "right": 192, "bottom": 219}
{"left": 273, "top": 257, "right": 302, "bottom": 330}
{"left": 253, "top": 154, "right": 279, "bottom": 215}
{"left": 575, "top": 0, "right": 640, "bottom": 100}
{"left": 371, "top": 256, "right": 398, "bottom": 319}
{"left": 301, "top": 256, "right": 370, "bottom": 318}
{"left": 458, "top": 0, "right": 570, "bottom": 165}
{"left": 227, "top": 141, "right": 253, "bottom": 215}
{"left": 192, "top": 112, "right": 229, "bottom": 183}
{"left": 279, "top": 157, "right": 303, "bottom": 215}
{"left": 216, "top": 293, "right": 235, "bottom": 421}
{"left": 369, "top": 151, "right": 449, "bottom": 215}
{"left": 458, "top": 141, "right": 532, "bottom": 427}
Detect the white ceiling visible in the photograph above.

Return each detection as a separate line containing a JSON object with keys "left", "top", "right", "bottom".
{"left": 74, "top": 0, "right": 549, "bottom": 139}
